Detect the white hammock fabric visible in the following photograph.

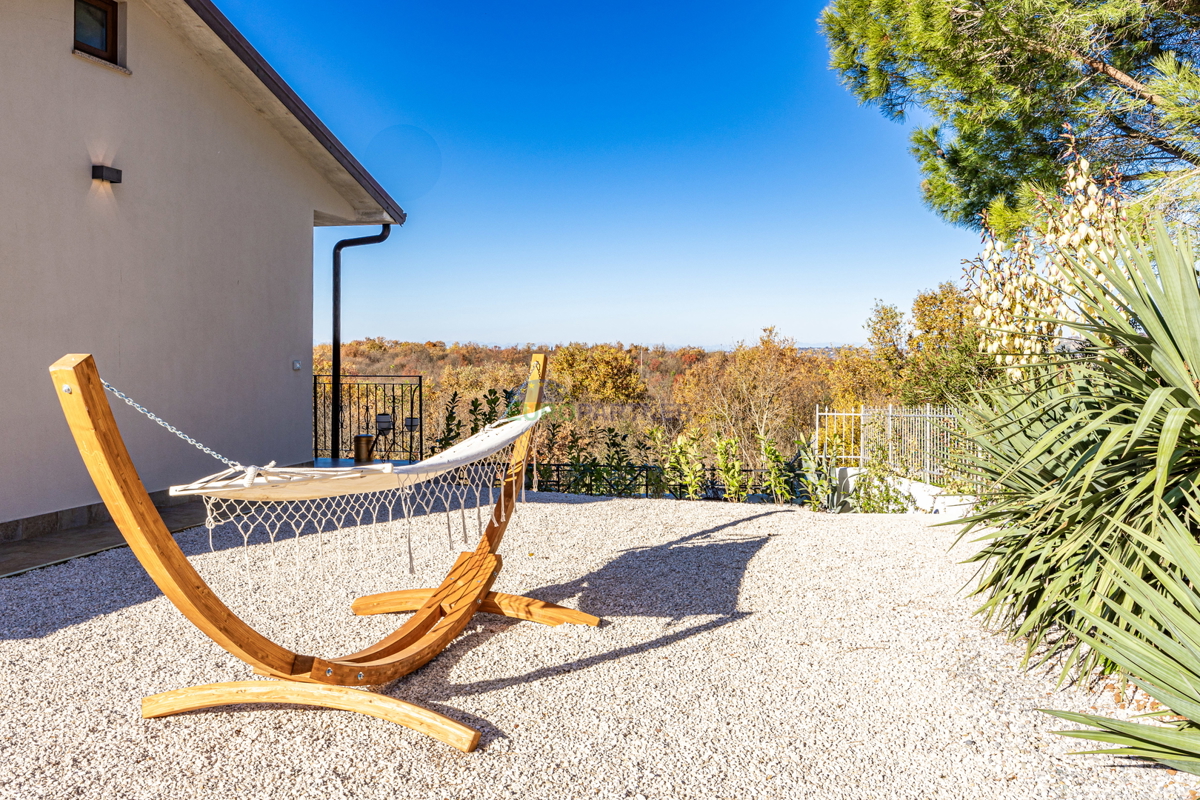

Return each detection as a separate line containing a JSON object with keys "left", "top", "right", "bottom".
{"left": 169, "top": 407, "right": 550, "bottom": 502}
{"left": 172, "top": 406, "right": 547, "bottom": 611}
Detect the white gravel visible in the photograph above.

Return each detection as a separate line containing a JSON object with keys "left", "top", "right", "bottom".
{"left": 1, "top": 494, "right": 1195, "bottom": 799}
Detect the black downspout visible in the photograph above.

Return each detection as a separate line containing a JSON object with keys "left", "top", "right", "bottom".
{"left": 331, "top": 224, "right": 391, "bottom": 459}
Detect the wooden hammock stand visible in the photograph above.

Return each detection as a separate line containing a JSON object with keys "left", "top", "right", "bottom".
{"left": 50, "top": 352, "right": 598, "bottom": 752}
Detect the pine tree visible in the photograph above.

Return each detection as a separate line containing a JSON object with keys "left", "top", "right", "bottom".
{"left": 821, "top": 0, "right": 1200, "bottom": 227}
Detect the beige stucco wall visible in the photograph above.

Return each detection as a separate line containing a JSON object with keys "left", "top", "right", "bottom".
{"left": 0, "top": 0, "right": 361, "bottom": 523}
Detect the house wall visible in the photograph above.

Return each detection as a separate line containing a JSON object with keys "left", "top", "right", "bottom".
{"left": 0, "top": 0, "right": 360, "bottom": 528}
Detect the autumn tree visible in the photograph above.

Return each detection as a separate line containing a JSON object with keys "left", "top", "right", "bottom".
{"left": 827, "top": 346, "right": 895, "bottom": 410}
{"left": 674, "top": 328, "right": 831, "bottom": 466}
{"left": 903, "top": 282, "right": 996, "bottom": 403}
{"left": 828, "top": 286, "right": 994, "bottom": 407}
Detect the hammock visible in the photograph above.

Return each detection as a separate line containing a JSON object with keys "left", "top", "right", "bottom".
{"left": 51, "top": 352, "right": 598, "bottom": 753}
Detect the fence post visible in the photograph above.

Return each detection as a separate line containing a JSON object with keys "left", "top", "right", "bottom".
{"left": 859, "top": 404, "right": 866, "bottom": 468}
{"left": 814, "top": 404, "right": 821, "bottom": 459}
{"left": 924, "top": 403, "right": 932, "bottom": 483}
{"left": 886, "top": 404, "right": 893, "bottom": 471}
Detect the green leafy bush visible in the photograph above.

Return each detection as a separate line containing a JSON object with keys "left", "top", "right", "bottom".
{"left": 758, "top": 435, "right": 794, "bottom": 505}
{"left": 715, "top": 437, "right": 747, "bottom": 502}
{"left": 854, "top": 464, "right": 914, "bottom": 514}
{"left": 666, "top": 433, "right": 705, "bottom": 500}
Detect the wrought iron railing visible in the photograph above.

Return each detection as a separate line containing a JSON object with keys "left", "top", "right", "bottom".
{"left": 313, "top": 375, "right": 423, "bottom": 461}
{"left": 528, "top": 463, "right": 797, "bottom": 501}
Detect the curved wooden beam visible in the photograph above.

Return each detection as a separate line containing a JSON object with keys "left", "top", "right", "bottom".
{"left": 142, "top": 681, "right": 480, "bottom": 752}
{"left": 308, "top": 552, "right": 500, "bottom": 684}
{"left": 51, "top": 355, "right": 299, "bottom": 677}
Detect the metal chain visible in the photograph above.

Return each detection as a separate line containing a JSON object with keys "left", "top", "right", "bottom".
{"left": 101, "top": 381, "right": 243, "bottom": 469}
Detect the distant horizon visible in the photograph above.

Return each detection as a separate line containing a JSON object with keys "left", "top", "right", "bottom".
{"left": 312, "top": 338, "right": 859, "bottom": 351}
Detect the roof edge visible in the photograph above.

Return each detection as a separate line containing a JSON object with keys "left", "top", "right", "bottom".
{"left": 182, "top": 0, "right": 406, "bottom": 225}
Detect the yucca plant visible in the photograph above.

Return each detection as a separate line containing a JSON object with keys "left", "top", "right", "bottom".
{"left": 956, "top": 218, "right": 1200, "bottom": 677}
{"left": 1043, "top": 506, "right": 1200, "bottom": 774}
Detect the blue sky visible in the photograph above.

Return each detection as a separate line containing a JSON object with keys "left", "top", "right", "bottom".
{"left": 217, "top": 0, "right": 980, "bottom": 349}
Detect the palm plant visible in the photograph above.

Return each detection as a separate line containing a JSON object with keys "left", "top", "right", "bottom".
{"left": 956, "top": 218, "right": 1200, "bottom": 677}
{"left": 1043, "top": 506, "right": 1200, "bottom": 774}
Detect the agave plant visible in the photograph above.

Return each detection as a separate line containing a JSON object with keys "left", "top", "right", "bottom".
{"left": 1043, "top": 506, "right": 1200, "bottom": 774}
{"left": 956, "top": 218, "right": 1200, "bottom": 677}
{"left": 793, "top": 433, "right": 852, "bottom": 512}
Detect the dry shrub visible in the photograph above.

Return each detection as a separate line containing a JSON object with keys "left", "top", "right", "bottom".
{"left": 554, "top": 343, "right": 647, "bottom": 403}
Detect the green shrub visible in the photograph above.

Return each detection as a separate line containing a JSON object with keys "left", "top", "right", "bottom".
{"left": 715, "top": 437, "right": 747, "bottom": 502}
{"left": 667, "top": 433, "right": 705, "bottom": 500}
{"left": 758, "top": 435, "right": 794, "bottom": 505}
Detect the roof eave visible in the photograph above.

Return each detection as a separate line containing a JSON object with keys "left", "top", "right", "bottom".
{"left": 149, "top": 0, "right": 406, "bottom": 225}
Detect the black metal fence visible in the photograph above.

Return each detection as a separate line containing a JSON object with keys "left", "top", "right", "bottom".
{"left": 529, "top": 462, "right": 802, "bottom": 501}
{"left": 313, "top": 375, "right": 423, "bottom": 461}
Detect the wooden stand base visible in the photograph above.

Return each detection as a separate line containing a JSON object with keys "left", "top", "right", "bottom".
{"left": 150, "top": 588, "right": 597, "bottom": 752}
{"left": 142, "top": 680, "right": 481, "bottom": 752}
{"left": 352, "top": 589, "right": 600, "bottom": 628}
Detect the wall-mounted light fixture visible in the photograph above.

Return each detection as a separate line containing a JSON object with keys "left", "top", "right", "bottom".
{"left": 92, "top": 165, "right": 122, "bottom": 183}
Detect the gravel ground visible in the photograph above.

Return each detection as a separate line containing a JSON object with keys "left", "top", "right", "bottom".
{"left": 1, "top": 494, "right": 1196, "bottom": 799}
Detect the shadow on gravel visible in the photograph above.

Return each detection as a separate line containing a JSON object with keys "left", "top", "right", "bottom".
{"left": 387, "top": 511, "right": 784, "bottom": 748}
{"left": 2, "top": 502, "right": 783, "bottom": 750}
{"left": 529, "top": 510, "right": 783, "bottom": 621}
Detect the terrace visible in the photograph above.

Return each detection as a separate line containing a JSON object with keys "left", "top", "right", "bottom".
{"left": 8, "top": 0, "right": 1200, "bottom": 793}
{"left": 0, "top": 498, "right": 1173, "bottom": 799}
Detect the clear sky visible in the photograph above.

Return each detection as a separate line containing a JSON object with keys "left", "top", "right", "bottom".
{"left": 216, "top": 0, "right": 981, "bottom": 349}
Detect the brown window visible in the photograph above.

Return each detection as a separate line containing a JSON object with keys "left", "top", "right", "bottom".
{"left": 74, "top": 0, "right": 118, "bottom": 63}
